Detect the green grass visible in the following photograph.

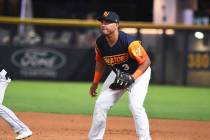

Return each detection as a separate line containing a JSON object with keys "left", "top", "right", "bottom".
{"left": 146, "top": 86, "right": 210, "bottom": 120}
{"left": 3, "top": 80, "right": 210, "bottom": 121}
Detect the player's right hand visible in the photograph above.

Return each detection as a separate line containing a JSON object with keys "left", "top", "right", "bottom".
{"left": 89, "top": 83, "right": 98, "bottom": 97}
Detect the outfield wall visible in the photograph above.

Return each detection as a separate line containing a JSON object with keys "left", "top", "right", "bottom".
{"left": 0, "top": 46, "right": 110, "bottom": 81}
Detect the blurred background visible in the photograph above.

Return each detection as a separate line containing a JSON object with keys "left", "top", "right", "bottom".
{"left": 0, "top": 0, "right": 210, "bottom": 86}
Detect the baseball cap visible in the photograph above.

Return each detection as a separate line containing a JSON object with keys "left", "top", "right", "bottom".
{"left": 97, "top": 11, "right": 120, "bottom": 23}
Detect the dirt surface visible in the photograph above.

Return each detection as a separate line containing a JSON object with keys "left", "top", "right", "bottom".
{"left": 1, "top": 112, "right": 210, "bottom": 140}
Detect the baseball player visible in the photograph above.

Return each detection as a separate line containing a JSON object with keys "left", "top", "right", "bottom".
{"left": 0, "top": 65, "right": 32, "bottom": 140}
{"left": 88, "top": 11, "right": 152, "bottom": 140}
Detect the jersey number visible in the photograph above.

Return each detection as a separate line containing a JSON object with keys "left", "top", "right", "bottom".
{"left": 122, "top": 64, "right": 130, "bottom": 71}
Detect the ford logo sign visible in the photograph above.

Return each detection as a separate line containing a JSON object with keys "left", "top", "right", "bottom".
{"left": 11, "top": 48, "right": 66, "bottom": 70}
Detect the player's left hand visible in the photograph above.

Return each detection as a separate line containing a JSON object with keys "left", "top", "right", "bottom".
{"left": 109, "top": 69, "right": 134, "bottom": 90}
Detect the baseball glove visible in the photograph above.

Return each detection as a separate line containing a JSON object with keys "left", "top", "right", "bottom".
{"left": 109, "top": 69, "right": 135, "bottom": 90}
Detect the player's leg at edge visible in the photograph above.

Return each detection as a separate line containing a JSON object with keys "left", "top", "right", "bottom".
{"left": 0, "top": 69, "right": 32, "bottom": 140}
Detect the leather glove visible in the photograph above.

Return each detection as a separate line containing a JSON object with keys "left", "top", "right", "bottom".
{"left": 109, "top": 69, "right": 134, "bottom": 90}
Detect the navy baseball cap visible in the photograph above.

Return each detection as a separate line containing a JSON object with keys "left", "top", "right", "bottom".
{"left": 97, "top": 11, "right": 120, "bottom": 23}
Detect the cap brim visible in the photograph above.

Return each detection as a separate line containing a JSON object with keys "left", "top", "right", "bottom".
{"left": 96, "top": 17, "right": 118, "bottom": 23}
{"left": 96, "top": 16, "right": 103, "bottom": 21}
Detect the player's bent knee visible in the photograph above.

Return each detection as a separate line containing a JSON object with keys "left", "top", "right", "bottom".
{"left": 129, "top": 103, "right": 145, "bottom": 114}
{"left": 0, "top": 104, "right": 5, "bottom": 114}
{"left": 95, "top": 101, "right": 111, "bottom": 112}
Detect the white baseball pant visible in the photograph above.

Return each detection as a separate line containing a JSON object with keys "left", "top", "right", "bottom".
{"left": 0, "top": 69, "right": 30, "bottom": 134}
{"left": 89, "top": 67, "right": 151, "bottom": 140}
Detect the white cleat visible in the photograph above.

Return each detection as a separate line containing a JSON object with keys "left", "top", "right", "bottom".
{"left": 15, "top": 130, "right": 32, "bottom": 140}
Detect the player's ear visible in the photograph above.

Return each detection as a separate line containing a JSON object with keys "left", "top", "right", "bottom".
{"left": 115, "top": 23, "right": 119, "bottom": 29}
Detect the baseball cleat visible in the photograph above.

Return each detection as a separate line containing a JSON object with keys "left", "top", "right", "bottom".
{"left": 15, "top": 129, "right": 32, "bottom": 140}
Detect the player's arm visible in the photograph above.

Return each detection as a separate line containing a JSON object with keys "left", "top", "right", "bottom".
{"left": 128, "top": 41, "right": 151, "bottom": 80}
{"left": 0, "top": 65, "right": 12, "bottom": 80}
{"left": 89, "top": 48, "right": 105, "bottom": 97}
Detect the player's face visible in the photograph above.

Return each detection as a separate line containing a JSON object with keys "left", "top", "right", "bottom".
{"left": 100, "top": 20, "right": 118, "bottom": 35}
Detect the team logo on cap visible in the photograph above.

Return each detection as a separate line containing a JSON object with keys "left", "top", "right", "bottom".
{"left": 103, "top": 11, "right": 109, "bottom": 17}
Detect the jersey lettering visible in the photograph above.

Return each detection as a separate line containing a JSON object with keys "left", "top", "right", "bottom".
{"left": 103, "top": 53, "right": 129, "bottom": 65}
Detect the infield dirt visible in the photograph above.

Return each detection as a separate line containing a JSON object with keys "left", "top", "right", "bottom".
{"left": 0, "top": 112, "right": 210, "bottom": 140}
